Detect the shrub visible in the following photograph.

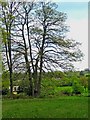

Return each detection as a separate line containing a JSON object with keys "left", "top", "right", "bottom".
{"left": 80, "top": 76, "right": 88, "bottom": 90}
{"left": 40, "top": 85, "right": 56, "bottom": 98}
{"left": 61, "top": 87, "right": 73, "bottom": 96}
{"left": 72, "top": 81, "right": 84, "bottom": 95}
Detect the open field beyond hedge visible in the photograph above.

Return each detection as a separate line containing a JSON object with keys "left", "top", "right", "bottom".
{"left": 2, "top": 96, "right": 88, "bottom": 118}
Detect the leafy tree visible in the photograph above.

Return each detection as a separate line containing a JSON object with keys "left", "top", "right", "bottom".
{"left": 1, "top": 1, "right": 83, "bottom": 97}
{"left": 11, "top": 1, "right": 36, "bottom": 96}
{"left": 0, "top": 1, "right": 20, "bottom": 95}
{"left": 30, "top": 1, "right": 83, "bottom": 96}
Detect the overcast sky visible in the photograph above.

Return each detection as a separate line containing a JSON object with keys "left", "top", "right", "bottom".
{"left": 55, "top": 2, "right": 88, "bottom": 71}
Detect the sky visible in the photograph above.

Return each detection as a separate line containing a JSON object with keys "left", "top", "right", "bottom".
{"left": 55, "top": 2, "right": 88, "bottom": 71}
{"left": 34, "top": 0, "right": 88, "bottom": 70}
{"left": 51, "top": 0, "right": 89, "bottom": 2}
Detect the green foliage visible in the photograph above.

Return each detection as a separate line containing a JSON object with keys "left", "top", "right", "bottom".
{"left": 2, "top": 71, "right": 9, "bottom": 89}
{"left": 81, "top": 88, "right": 88, "bottom": 97}
{"left": 41, "top": 70, "right": 88, "bottom": 97}
{"left": 54, "top": 86, "right": 73, "bottom": 96}
{"left": 52, "top": 71, "right": 66, "bottom": 78}
{"left": 80, "top": 76, "right": 88, "bottom": 89}
{"left": 43, "top": 71, "right": 66, "bottom": 79}
{"left": 40, "top": 85, "right": 55, "bottom": 98}
{"left": 2, "top": 70, "right": 88, "bottom": 97}
{"left": 60, "top": 77, "right": 72, "bottom": 86}
{"left": 60, "top": 87, "right": 73, "bottom": 96}
{"left": 1, "top": 24, "right": 11, "bottom": 44}
{"left": 72, "top": 81, "right": 84, "bottom": 94}
{"left": 2, "top": 87, "right": 8, "bottom": 95}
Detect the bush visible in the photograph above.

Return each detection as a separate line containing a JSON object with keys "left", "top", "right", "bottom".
{"left": 40, "top": 85, "right": 56, "bottom": 98}
{"left": 80, "top": 76, "right": 88, "bottom": 90}
{"left": 72, "top": 81, "right": 84, "bottom": 95}
{"left": 61, "top": 87, "right": 73, "bottom": 96}
{"left": 60, "top": 77, "right": 73, "bottom": 87}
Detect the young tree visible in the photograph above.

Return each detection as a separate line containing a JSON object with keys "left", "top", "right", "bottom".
{"left": 1, "top": 1, "right": 20, "bottom": 95}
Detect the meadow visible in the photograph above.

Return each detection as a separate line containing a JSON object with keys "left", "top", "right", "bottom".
{"left": 2, "top": 96, "right": 88, "bottom": 118}
{"left": 2, "top": 70, "right": 89, "bottom": 118}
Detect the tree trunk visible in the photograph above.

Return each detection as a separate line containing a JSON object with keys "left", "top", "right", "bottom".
{"left": 22, "top": 23, "right": 33, "bottom": 96}
{"left": 37, "top": 25, "right": 46, "bottom": 96}
{"left": 28, "top": 69, "right": 33, "bottom": 96}
{"left": 9, "top": 67, "right": 13, "bottom": 95}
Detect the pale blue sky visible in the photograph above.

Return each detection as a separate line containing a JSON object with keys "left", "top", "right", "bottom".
{"left": 56, "top": 2, "right": 88, "bottom": 70}
{"left": 57, "top": 2, "right": 88, "bottom": 19}
{"left": 51, "top": 0, "right": 89, "bottom": 2}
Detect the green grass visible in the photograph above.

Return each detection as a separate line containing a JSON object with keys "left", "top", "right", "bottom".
{"left": 2, "top": 96, "right": 88, "bottom": 118}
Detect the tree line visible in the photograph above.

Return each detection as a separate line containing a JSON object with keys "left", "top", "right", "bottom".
{"left": 0, "top": 1, "right": 83, "bottom": 97}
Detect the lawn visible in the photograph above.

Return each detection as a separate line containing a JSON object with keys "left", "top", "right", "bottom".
{"left": 2, "top": 96, "right": 88, "bottom": 118}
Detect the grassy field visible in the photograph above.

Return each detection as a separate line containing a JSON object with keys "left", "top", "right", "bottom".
{"left": 2, "top": 96, "right": 88, "bottom": 118}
